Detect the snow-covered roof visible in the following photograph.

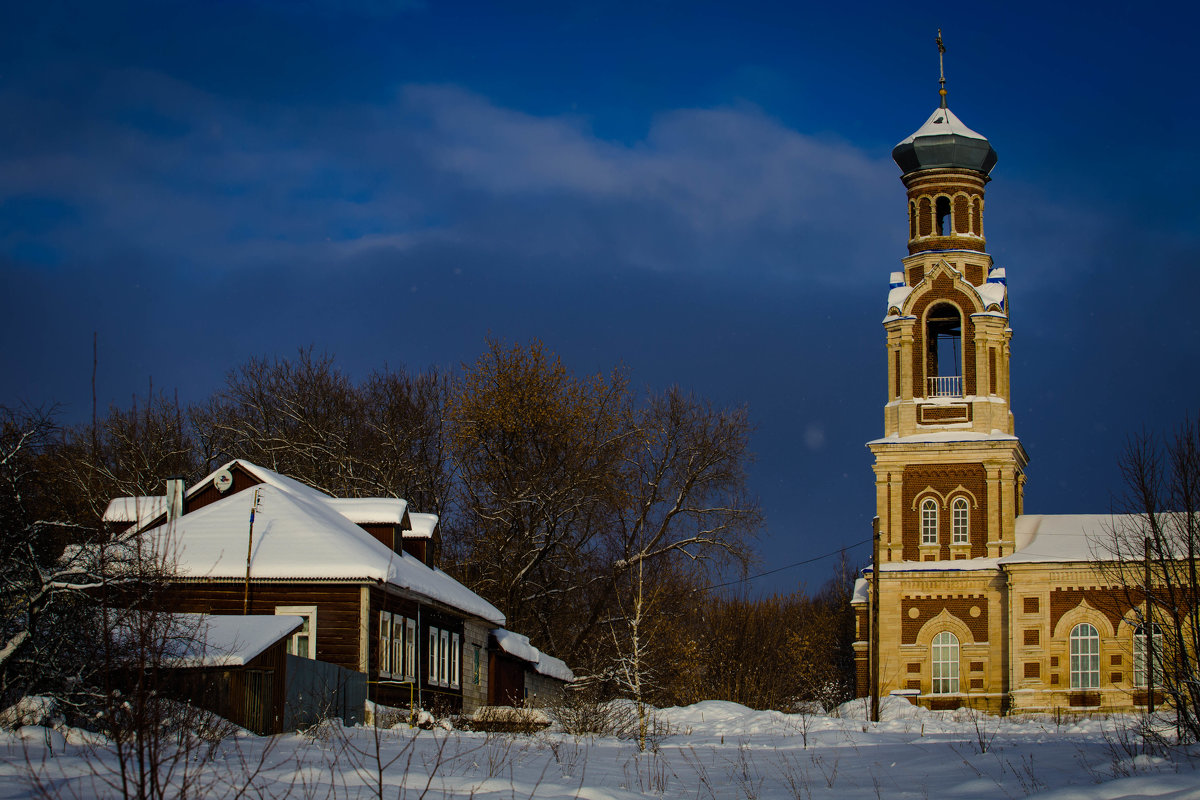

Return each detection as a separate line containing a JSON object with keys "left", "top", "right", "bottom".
{"left": 326, "top": 497, "right": 408, "bottom": 525}
{"left": 975, "top": 281, "right": 1006, "bottom": 311}
{"left": 491, "top": 628, "right": 574, "bottom": 683}
{"left": 1000, "top": 514, "right": 1130, "bottom": 564}
{"left": 169, "top": 614, "right": 303, "bottom": 667}
{"left": 404, "top": 512, "right": 438, "bottom": 539}
{"left": 492, "top": 629, "right": 540, "bottom": 663}
{"left": 134, "top": 461, "right": 504, "bottom": 625}
{"left": 534, "top": 653, "right": 575, "bottom": 682}
{"left": 896, "top": 106, "right": 987, "bottom": 146}
{"left": 104, "top": 496, "right": 167, "bottom": 524}
{"left": 851, "top": 577, "right": 869, "bottom": 604}
{"left": 886, "top": 284, "right": 913, "bottom": 313}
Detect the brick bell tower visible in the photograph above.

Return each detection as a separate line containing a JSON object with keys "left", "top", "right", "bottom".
{"left": 868, "top": 45, "right": 1028, "bottom": 565}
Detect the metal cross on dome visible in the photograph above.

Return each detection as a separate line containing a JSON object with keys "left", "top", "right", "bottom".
{"left": 936, "top": 28, "right": 948, "bottom": 108}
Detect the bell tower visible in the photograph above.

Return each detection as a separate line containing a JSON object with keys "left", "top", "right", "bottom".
{"left": 868, "top": 44, "right": 1027, "bottom": 564}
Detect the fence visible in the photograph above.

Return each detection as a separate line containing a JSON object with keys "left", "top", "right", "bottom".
{"left": 283, "top": 654, "right": 366, "bottom": 729}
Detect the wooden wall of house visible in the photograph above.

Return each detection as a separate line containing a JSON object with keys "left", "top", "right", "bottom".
{"left": 165, "top": 582, "right": 363, "bottom": 673}
{"left": 488, "top": 652, "right": 526, "bottom": 706}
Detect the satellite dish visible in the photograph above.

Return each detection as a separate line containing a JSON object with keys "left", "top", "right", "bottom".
{"left": 213, "top": 469, "right": 234, "bottom": 493}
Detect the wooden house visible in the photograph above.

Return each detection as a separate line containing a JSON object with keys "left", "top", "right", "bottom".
{"left": 109, "top": 459, "right": 504, "bottom": 716}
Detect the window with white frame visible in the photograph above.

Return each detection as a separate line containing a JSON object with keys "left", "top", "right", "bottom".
{"left": 951, "top": 497, "right": 969, "bottom": 544}
{"left": 428, "top": 628, "right": 438, "bottom": 683}
{"left": 379, "top": 611, "right": 393, "bottom": 676}
{"left": 439, "top": 630, "right": 449, "bottom": 686}
{"left": 392, "top": 615, "right": 405, "bottom": 679}
{"left": 1133, "top": 622, "right": 1163, "bottom": 688}
{"left": 931, "top": 631, "right": 959, "bottom": 693}
{"left": 451, "top": 633, "right": 461, "bottom": 688}
{"left": 1070, "top": 623, "right": 1101, "bottom": 689}
{"left": 921, "top": 498, "right": 939, "bottom": 545}
{"left": 405, "top": 618, "right": 417, "bottom": 681}
{"left": 276, "top": 606, "right": 317, "bottom": 659}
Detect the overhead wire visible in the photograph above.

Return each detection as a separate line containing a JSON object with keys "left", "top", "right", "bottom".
{"left": 700, "top": 536, "right": 873, "bottom": 592}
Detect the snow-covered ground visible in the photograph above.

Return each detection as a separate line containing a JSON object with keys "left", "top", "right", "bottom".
{"left": 2, "top": 697, "right": 1199, "bottom": 799}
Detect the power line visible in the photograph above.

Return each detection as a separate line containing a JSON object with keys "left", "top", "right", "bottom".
{"left": 701, "top": 537, "right": 873, "bottom": 592}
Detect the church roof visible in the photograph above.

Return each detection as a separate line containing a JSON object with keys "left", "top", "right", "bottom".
{"left": 892, "top": 105, "right": 998, "bottom": 177}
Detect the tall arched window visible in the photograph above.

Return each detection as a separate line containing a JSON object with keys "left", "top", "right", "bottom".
{"left": 1133, "top": 623, "right": 1163, "bottom": 688}
{"left": 935, "top": 196, "right": 952, "bottom": 236}
{"left": 931, "top": 631, "right": 960, "bottom": 693}
{"left": 952, "top": 498, "right": 969, "bottom": 544}
{"left": 921, "top": 498, "right": 938, "bottom": 545}
{"left": 925, "top": 303, "right": 962, "bottom": 397}
{"left": 1070, "top": 623, "right": 1101, "bottom": 689}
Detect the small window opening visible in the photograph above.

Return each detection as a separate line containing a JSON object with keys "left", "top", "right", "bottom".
{"left": 936, "top": 196, "right": 952, "bottom": 236}
{"left": 925, "top": 303, "right": 962, "bottom": 396}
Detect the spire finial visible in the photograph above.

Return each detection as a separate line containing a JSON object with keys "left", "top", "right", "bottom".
{"left": 936, "top": 28, "right": 948, "bottom": 108}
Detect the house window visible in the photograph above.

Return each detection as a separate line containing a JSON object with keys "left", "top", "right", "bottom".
{"left": 405, "top": 618, "right": 417, "bottom": 681}
{"left": 1133, "top": 623, "right": 1163, "bottom": 688}
{"left": 429, "top": 627, "right": 438, "bottom": 684}
{"left": 276, "top": 606, "right": 317, "bottom": 659}
{"left": 931, "top": 631, "right": 960, "bottom": 694}
{"left": 451, "top": 633, "right": 461, "bottom": 689}
{"left": 379, "top": 611, "right": 393, "bottom": 676}
{"left": 951, "top": 498, "right": 969, "bottom": 544}
{"left": 1070, "top": 623, "right": 1101, "bottom": 689}
{"left": 392, "top": 615, "right": 405, "bottom": 680}
{"left": 921, "top": 499, "right": 938, "bottom": 545}
{"left": 439, "top": 630, "right": 449, "bottom": 686}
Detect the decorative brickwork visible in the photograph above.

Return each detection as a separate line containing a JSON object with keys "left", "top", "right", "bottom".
{"left": 1049, "top": 587, "right": 1137, "bottom": 634}
{"left": 988, "top": 348, "right": 997, "bottom": 394}
{"left": 1023, "top": 629, "right": 1040, "bottom": 646}
{"left": 954, "top": 195, "right": 970, "bottom": 234}
{"left": 970, "top": 678, "right": 984, "bottom": 689}
{"left": 966, "top": 264, "right": 984, "bottom": 286}
{"left": 1111, "top": 654, "right": 1122, "bottom": 666}
{"left": 901, "top": 595, "right": 988, "bottom": 644}
{"left": 969, "top": 661, "right": 984, "bottom": 672}
{"left": 1024, "top": 662, "right": 1040, "bottom": 678}
{"left": 910, "top": 272, "right": 980, "bottom": 398}
{"left": 901, "top": 463, "right": 988, "bottom": 559}
{"left": 920, "top": 404, "right": 971, "bottom": 423}
{"left": 907, "top": 662, "right": 921, "bottom": 673}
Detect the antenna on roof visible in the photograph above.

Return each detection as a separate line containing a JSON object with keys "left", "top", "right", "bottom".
{"left": 936, "top": 28, "right": 948, "bottom": 108}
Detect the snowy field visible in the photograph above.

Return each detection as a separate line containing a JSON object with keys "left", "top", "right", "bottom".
{"left": 3, "top": 698, "right": 1200, "bottom": 799}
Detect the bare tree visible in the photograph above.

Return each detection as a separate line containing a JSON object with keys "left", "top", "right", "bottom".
{"left": 1106, "top": 415, "right": 1200, "bottom": 742}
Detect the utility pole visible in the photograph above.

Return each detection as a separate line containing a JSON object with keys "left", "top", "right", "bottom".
{"left": 244, "top": 488, "right": 262, "bottom": 614}
{"left": 870, "top": 515, "right": 881, "bottom": 723}
{"left": 1145, "top": 535, "right": 1155, "bottom": 714}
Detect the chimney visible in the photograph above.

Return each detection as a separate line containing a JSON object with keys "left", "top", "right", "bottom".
{"left": 165, "top": 476, "right": 186, "bottom": 522}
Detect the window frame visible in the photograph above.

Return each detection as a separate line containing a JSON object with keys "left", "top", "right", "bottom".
{"left": 405, "top": 618, "right": 417, "bottom": 681}
{"left": 451, "top": 633, "right": 461, "bottom": 689}
{"left": 1070, "top": 623, "right": 1101, "bottom": 689}
{"left": 428, "top": 627, "right": 438, "bottom": 684}
{"left": 379, "top": 611, "right": 393, "bottom": 677}
{"left": 931, "top": 631, "right": 960, "bottom": 694}
{"left": 276, "top": 605, "right": 317, "bottom": 660}
{"left": 1133, "top": 622, "right": 1163, "bottom": 689}
{"left": 921, "top": 498, "right": 939, "bottom": 545}
{"left": 951, "top": 497, "right": 969, "bottom": 545}
{"left": 392, "top": 615, "right": 405, "bottom": 680}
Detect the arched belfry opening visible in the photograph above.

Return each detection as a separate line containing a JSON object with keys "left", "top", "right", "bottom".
{"left": 925, "top": 302, "right": 962, "bottom": 397}
{"left": 935, "top": 196, "right": 952, "bottom": 236}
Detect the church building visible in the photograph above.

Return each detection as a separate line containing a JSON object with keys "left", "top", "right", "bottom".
{"left": 851, "top": 69, "right": 1168, "bottom": 714}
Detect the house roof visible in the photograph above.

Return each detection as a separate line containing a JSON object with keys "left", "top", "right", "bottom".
{"left": 325, "top": 497, "right": 409, "bottom": 525}
{"left": 491, "top": 628, "right": 575, "bottom": 683}
{"left": 404, "top": 512, "right": 438, "bottom": 539}
{"left": 103, "top": 496, "right": 167, "bottom": 524}
{"left": 168, "top": 614, "right": 303, "bottom": 667}
{"left": 134, "top": 460, "right": 505, "bottom": 625}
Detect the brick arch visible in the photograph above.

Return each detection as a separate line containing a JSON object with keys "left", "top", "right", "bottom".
{"left": 953, "top": 193, "right": 971, "bottom": 234}
{"left": 915, "top": 609, "right": 975, "bottom": 648}
{"left": 908, "top": 273, "right": 982, "bottom": 398}
{"left": 918, "top": 196, "right": 933, "bottom": 237}
{"left": 1053, "top": 600, "right": 1117, "bottom": 640}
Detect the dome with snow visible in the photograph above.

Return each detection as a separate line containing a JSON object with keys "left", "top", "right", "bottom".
{"left": 892, "top": 105, "right": 998, "bottom": 177}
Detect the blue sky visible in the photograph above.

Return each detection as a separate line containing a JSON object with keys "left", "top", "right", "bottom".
{"left": 3, "top": 0, "right": 1198, "bottom": 593}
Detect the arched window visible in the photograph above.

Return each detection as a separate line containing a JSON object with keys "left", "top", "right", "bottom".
{"left": 1070, "top": 623, "right": 1101, "bottom": 689}
{"left": 1133, "top": 622, "right": 1163, "bottom": 688}
{"left": 935, "top": 196, "right": 952, "bottom": 236}
{"left": 931, "top": 631, "right": 960, "bottom": 693}
{"left": 925, "top": 303, "right": 962, "bottom": 397}
{"left": 921, "top": 498, "right": 938, "bottom": 545}
{"left": 909, "top": 200, "right": 917, "bottom": 239}
{"left": 952, "top": 498, "right": 969, "bottom": 544}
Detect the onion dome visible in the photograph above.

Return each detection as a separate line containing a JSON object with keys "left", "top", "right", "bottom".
{"left": 892, "top": 105, "right": 998, "bottom": 177}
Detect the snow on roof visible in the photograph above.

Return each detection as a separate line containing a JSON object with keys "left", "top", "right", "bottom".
{"left": 851, "top": 577, "right": 868, "bottom": 604}
{"left": 896, "top": 106, "right": 987, "bottom": 146}
{"left": 886, "top": 284, "right": 913, "bottom": 313}
{"left": 875, "top": 557, "right": 1003, "bottom": 573}
{"left": 103, "top": 496, "right": 167, "bottom": 524}
{"left": 491, "top": 628, "right": 575, "bottom": 682}
{"left": 534, "top": 653, "right": 574, "bottom": 682}
{"left": 1000, "top": 514, "right": 1130, "bottom": 564}
{"left": 326, "top": 497, "right": 408, "bottom": 525}
{"left": 170, "top": 614, "right": 303, "bottom": 667}
{"left": 404, "top": 512, "right": 438, "bottom": 539}
{"left": 492, "top": 629, "right": 540, "bottom": 663}
{"left": 976, "top": 281, "right": 1006, "bottom": 310}
{"left": 868, "top": 431, "right": 1019, "bottom": 445}
{"left": 138, "top": 476, "right": 504, "bottom": 625}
